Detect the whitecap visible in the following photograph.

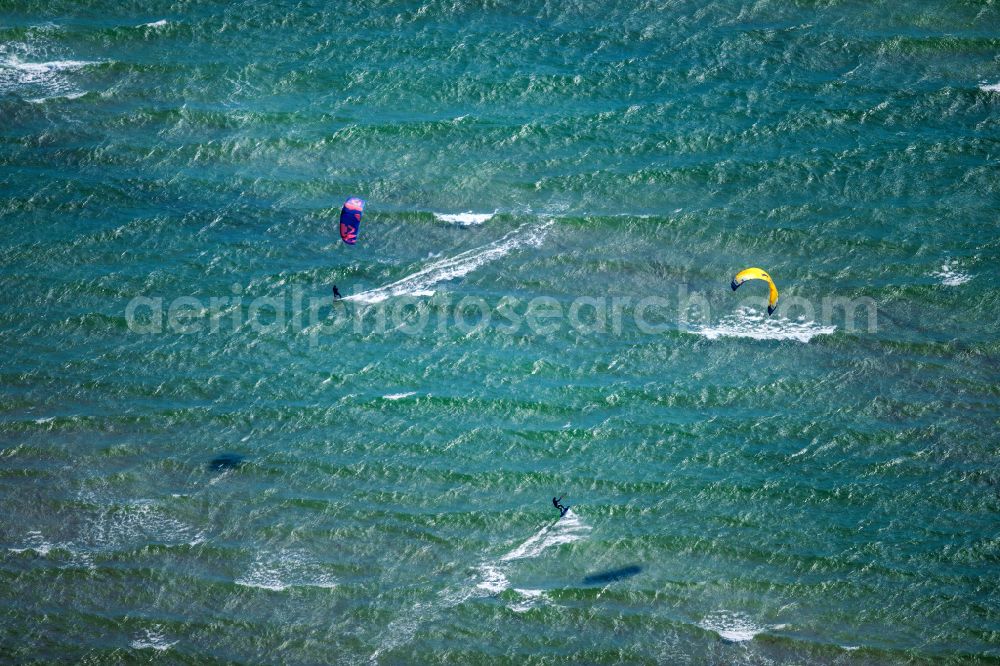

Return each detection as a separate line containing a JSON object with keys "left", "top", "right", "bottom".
{"left": 235, "top": 549, "right": 336, "bottom": 591}
{"left": 693, "top": 307, "right": 836, "bottom": 343}
{"left": 932, "top": 261, "right": 971, "bottom": 286}
{"left": 699, "top": 610, "right": 772, "bottom": 642}
{"left": 509, "top": 588, "right": 545, "bottom": 613}
{"left": 6, "top": 58, "right": 97, "bottom": 74}
{"left": 64, "top": 492, "right": 202, "bottom": 558}
{"left": 475, "top": 563, "right": 510, "bottom": 594}
{"left": 433, "top": 212, "right": 495, "bottom": 226}
{"left": 0, "top": 54, "right": 99, "bottom": 99}
{"left": 979, "top": 82, "right": 1000, "bottom": 93}
{"left": 141, "top": 20, "right": 169, "bottom": 28}
{"left": 131, "top": 627, "right": 178, "bottom": 651}
{"left": 382, "top": 391, "right": 416, "bottom": 400}
{"left": 27, "top": 91, "right": 87, "bottom": 103}
{"left": 94, "top": 498, "right": 196, "bottom": 548}
{"left": 9, "top": 530, "right": 54, "bottom": 556}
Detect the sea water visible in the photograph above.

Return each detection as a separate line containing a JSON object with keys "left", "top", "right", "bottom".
{"left": 1, "top": 1, "right": 998, "bottom": 663}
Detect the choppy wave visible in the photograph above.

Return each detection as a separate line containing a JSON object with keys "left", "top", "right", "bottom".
{"left": 10, "top": 494, "right": 206, "bottom": 565}
{"left": 26, "top": 90, "right": 86, "bottom": 103}
{"left": 0, "top": 52, "right": 99, "bottom": 100}
{"left": 131, "top": 627, "right": 178, "bottom": 651}
{"left": 346, "top": 220, "right": 553, "bottom": 304}
{"left": 1, "top": 57, "right": 97, "bottom": 75}
{"left": 699, "top": 610, "right": 785, "bottom": 643}
{"left": 932, "top": 261, "right": 972, "bottom": 286}
{"left": 83, "top": 497, "right": 204, "bottom": 551}
{"left": 693, "top": 308, "right": 836, "bottom": 342}
{"left": 509, "top": 588, "right": 545, "bottom": 613}
{"left": 8, "top": 530, "right": 56, "bottom": 556}
{"left": 5, "top": 493, "right": 207, "bottom": 570}
{"left": 236, "top": 549, "right": 336, "bottom": 591}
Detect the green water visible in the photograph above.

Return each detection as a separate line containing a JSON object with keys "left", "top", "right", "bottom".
{"left": 1, "top": 1, "right": 998, "bottom": 663}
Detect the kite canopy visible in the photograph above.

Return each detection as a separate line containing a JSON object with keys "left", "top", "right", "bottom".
{"left": 731, "top": 267, "right": 779, "bottom": 315}
{"left": 339, "top": 197, "right": 365, "bottom": 245}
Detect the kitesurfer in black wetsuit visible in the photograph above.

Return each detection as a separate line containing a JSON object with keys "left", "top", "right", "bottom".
{"left": 552, "top": 496, "right": 568, "bottom": 516}
{"left": 332, "top": 285, "right": 342, "bottom": 300}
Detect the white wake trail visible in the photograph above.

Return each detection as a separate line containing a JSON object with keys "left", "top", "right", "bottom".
{"left": 347, "top": 220, "right": 552, "bottom": 304}
{"left": 369, "top": 509, "right": 588, "bottom": 662}
{"left": 500, "top": 509, "right": 591, "bottom": 562}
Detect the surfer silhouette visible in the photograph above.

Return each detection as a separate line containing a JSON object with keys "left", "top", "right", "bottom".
{"left": 332, "top": 285, "right": 342, "bottom": 300}
{"left": 552, "top": 496, "right": 568, "bottom": 516}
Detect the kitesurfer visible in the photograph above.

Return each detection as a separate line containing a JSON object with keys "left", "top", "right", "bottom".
{"left": 332, "top": 285, "right": 342, "bottom": 300}
{"left": 552, "top": 496, "right": 568, "bottom": 516}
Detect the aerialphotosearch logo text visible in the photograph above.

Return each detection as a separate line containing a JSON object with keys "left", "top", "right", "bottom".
{"left": 124, "top": 284, "right": 877, "bottom": 345}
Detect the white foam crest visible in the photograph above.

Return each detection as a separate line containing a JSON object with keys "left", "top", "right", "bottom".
{"left": 475, "top": 563, "right": 510, "bottom": 594}
{"left": 382, "top": 391, "right": 416, "bottom": 400}
{"left": 6, "top": 58, "right": 97, "bottom": 74}
{"left": 694, "top": 307, "right": 835, "bottom": 343}
{"left": 131, "top": 627, "right": 178, "bottom": 651}
{"left": 9, "top": 530, "right": 54, "bottom": 556}
{"left": 699, "top": 610, "right": 773, "bottom": 642}
{"left": 433, "top": 212, "right": 495, "bottom": 226}
{"left": 346, "top": 220, "right": 552, "bottom": 304}
{"left": 142, "top": 20, "right": 169, "bottom": 28}
{"left": 510, "top": 588, "right": 545, "bottom": 613}
{"left": 27, "top": 91, "right": 86, "bottom": 103}
{"left": 980, "top": 82, "right": 1000, "bottom": 93}
{"left": 0, "top": 52, "right": 98, "bottom": 98}
{"left": 932, "top": 261, "right": 971, "bottom": 286}
{"left": 501, "top": 509, "right": 591, "bottom": 562}
{"left": 8, "top": 529, "right": 93, "bottom": 568}
{"left": 236, "top": 549, "right": 336, "bottom": 591}
{"left": 86, "top": 498, "right": 197, "bottom": 549}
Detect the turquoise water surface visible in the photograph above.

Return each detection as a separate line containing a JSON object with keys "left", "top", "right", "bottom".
{"left": 2, "top": 1, "right": 999, "bottom": 663}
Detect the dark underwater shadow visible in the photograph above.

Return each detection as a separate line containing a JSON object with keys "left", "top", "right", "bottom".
{"left": 582, "top": 565, "right": 643, "bottom": 585}
{"left": 209, "top": 453, "right": 244, "bottom": 472}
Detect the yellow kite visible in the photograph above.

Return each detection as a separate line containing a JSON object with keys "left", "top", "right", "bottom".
{"left": 731, "top": 267, "right": 779, "bottom": 315}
